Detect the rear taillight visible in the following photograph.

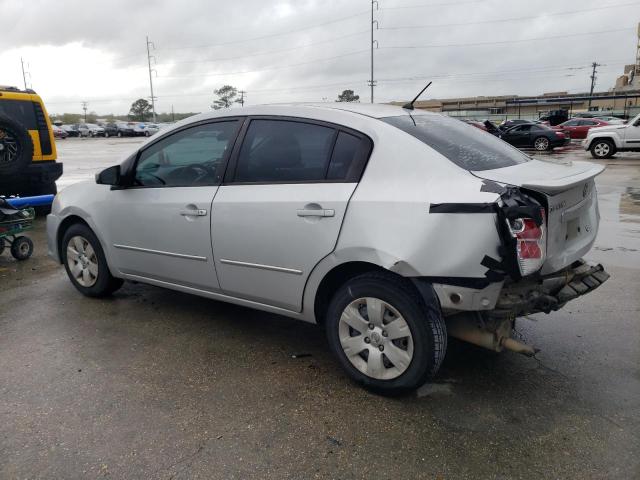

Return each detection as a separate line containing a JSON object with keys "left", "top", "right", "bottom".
{"left": 507, "top": 208, "right": 546, "bottom": 276}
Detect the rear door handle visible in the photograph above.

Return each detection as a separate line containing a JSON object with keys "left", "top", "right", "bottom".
{"left": 297, "top": 209, "right": 335, "bottom": 218}
{"left": 180, "top": 208, "right": 208, "bottom": 216}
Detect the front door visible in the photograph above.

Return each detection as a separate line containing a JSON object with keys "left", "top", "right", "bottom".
{"left": 211, "top": 118, "right": 370, "bottom": 311}
{"left": 502, "top": 125, "right": 530, "bottom": 147}
{"left": 98, "top": 119, "right": 242, "bottom": 291}
{"left": 623, "top": 115, "right": 640, "bottom": 147}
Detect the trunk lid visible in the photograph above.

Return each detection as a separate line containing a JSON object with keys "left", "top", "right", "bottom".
{"left": 473, "top": 159, "right": 605, "bottom": 274}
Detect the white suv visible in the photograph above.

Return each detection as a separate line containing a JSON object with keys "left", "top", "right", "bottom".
{"left": 583, "top": 112, "right": 640, "bottom": 158}
{"left": 47, "top": 104, "right": 609, "bottom": 393}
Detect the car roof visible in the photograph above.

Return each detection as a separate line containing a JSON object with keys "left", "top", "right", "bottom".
{"left": 188, "top": 103, "right": 436, "bottom": 122}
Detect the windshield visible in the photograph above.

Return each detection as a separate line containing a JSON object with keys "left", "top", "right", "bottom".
{"left": 381, "top": 114, "right": 531, "bottom": 171}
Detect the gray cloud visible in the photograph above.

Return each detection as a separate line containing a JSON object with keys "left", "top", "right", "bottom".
{"left": 1, "top": 0, "right": 637, "bottom": 114}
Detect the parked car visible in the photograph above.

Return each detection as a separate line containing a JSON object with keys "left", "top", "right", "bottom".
{"left": 76, "top": 123, "right": 105, "bottom": 137}
{"left": 61, "top": 124, "right": 81, "bottom": 137}
{"left": 593, "top": 116, "right": 626, "bottom": 125}
{"left": 52, "top": 125, "right": 68, "bottom": 139}
{"left": 499, "top": 123, "right": 569, "bottom": 150}
{"left": 583, "top": 112, "right": 640, "bottom": 158}
{"left": 140, "top": 123, "right": 160, "bottom": 136}
{"left": 553, "top": 118, "right": 609, "bottom": 139}
{"left": 498, "top": 119, "right": 532, "bottom": 131}
{"left": 47, "top": 104, "right": 608, "bottom": 394}
{"left": 104, "top": 122, "right": 135, "bottom": 138}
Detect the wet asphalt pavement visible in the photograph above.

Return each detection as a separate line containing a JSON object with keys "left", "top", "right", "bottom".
{"left": 1, "top": 138, "right": 639, "bottom": 479}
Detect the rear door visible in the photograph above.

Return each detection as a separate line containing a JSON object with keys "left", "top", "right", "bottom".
{"left": 211, "top": 117, "right": 371, "bottom": 311}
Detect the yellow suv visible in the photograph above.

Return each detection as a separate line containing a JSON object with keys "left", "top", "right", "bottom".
{"left": 0, "top": 86, "right": 62, "bottom": 196}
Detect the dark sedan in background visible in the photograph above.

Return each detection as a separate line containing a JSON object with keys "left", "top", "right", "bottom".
{"left": 104, "top": 122, "right": 136, "bottom": 138}
{"left": 498, "top": 123, "right": 569, "bottom": 151}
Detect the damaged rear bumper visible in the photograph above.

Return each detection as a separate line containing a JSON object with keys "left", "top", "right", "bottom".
{"left": 493, "top": 259, "right": 609, "bottom": 318}
{"left": 431, "top": 258, "right": 609, "bottom": 317}
{"left": 438, "top": 260, "right": 609, "bottom": 356}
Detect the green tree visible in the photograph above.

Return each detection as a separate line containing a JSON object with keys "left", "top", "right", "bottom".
{"left": 336, "top": 89, "right": 360, "bottom": 102}
{"left": 129, "top": 98, "right": 152, "bottom": 121}
{"left": 212, "top": 85, "right": 239, "bottom": 110}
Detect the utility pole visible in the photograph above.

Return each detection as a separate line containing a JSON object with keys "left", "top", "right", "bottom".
{"left": 81, "top": 101, "right": 88, "bottom": 122}
{"left": 146, "top": 36, "right": 157, "bottom": 123}
{"left": 237, "top": 90, "right": 246, "bottom": 107}
{"left": 369, "top": 0, "right": 379, "bottom": 103}
{"left": 20, "top": 58, "right": 28, "bottom": 90}
{"left": 588, "top": 62, "right": 601, "bottom": 109}
{"left": 171, "top": 104, "right": 175, "bottom": 122}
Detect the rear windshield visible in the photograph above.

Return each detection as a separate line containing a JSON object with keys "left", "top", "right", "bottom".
{"left": 0, "top": 99, "right": 37, "bottom": 130}
{"left": 381, "top": 114, "right": 531, "bottom": 171}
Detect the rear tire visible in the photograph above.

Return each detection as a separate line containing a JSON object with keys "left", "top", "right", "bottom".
{"left": 534, "top": 136, "right": 551, "bottom": 151}
{"left": 325, "top": 272, "right": 446, "bottom": 395}
{"left": 61, "top": 223, "right": 123, "bottom": 297}
{"left": 590, "top": 139, "right": 616, "bottom": 159}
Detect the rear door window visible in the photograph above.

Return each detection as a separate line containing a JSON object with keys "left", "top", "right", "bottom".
{"left": 0, "top": 100, "right": 37, "bottom": 129}
{"left": 381, "top": 114, "right": 530, "bottom": 171}
{"left": 234, "top": 119, "right": 336, "bottom": 182}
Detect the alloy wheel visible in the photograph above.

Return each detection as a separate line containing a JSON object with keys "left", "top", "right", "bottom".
{"left": 66, "top": 235, "right": 99, "bottom": 287}
{"left": 338, "top": 297, "right": 414, "bottom": 380}
{"left": 534, "top": 137, "right": 549, "bottom": 151}
{"left": 594, "top": 142, "right": 610, "bottom": 158}
{"left": 0, "top": 127, "right": 19, "bottom": 167}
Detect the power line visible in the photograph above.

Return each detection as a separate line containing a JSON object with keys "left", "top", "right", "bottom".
{"left": 157, "top": 30, "right": 369, "bottom": 66}
{"left": 44, "top": 61, "right": 626, "bottom": 106}
{"left": 380, "top": 0, "right": 482, "bottom": 10}
{"left": 380, "top": 1, "right": 640, "bottom": 30}
{"left": 157, "top": 49, "right": 369, "bottom": 79}
{"left": 158, "top": 10, "right": 370, "bottom": 51}
{"left": 383, "top": 27, "right": 636, "bottom": 49}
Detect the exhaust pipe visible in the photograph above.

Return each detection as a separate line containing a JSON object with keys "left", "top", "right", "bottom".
{"left": 446, "top": 314, "right": 538, "bottom": 357}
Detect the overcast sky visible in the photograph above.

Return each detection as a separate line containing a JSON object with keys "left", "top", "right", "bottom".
{"left": 1, "top": 0, "right": 638, "bottom": 115}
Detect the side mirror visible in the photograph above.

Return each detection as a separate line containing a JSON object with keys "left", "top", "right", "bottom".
{"left": 96, "top": 165, "right": 122, "bottom": 186}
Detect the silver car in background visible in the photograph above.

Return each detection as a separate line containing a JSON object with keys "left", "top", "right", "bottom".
{"left": 47, "top": 104, "right": 609, "bottom": 394}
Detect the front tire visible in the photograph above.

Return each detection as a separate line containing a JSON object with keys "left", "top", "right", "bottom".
{"left": 325, "top": 272, "right": 446, "bottom": 395}
{"left": 61, "top": 223, "right": 123, "bottom": 297}
{"left": 590, "top": 139, "right": 616, "bottom": 159}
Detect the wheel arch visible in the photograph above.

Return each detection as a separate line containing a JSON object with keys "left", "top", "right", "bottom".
{"left": 56, "top": 214, "right": 91, "bottom": 262}
{"left": 585, "top": 135, "right": 618, "bottom": 150}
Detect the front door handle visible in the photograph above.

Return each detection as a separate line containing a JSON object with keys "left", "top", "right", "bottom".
{"left": 297, "top": 208, "right": 335, "bottom": 218}
{"left": 180, "top": 208, "right": 208, "bottom": 216}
